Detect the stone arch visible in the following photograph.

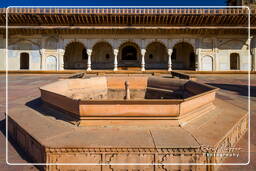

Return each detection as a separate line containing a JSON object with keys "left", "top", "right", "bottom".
{"left": 9, "top": 39, "right": 40, "bottom": 48}
{"left": 201, "top": 55, "right": 213, "bottom": 71}
{"left": 145, "top": 39, "right": 168, "bottom": 49}
{"left": 46, "top": 55, "right": 57, "bottom": 70}
{"left": 10, "top": 40, "right": 39, "bottom": 51}
{"left": 218, "top": 39, "right": 245, "bottom": 50}
{"left": 45, "top": 37, "right": 58, "bottom": 50}
{"left": 145, "top": 41, "right": 168, "bottom": 69}
{"left": 118, "top": 41, "right": 141, "bottom": 67}
{"left": 64, "top": 41, "right": 87, "bottom": 69}
{"left": 92, "top": 41, "right": 114, "bottom": 69}
{"left": 172, "top": 42, "right": 195, "bottom": 70}
{"left": 171, "top": 40, "right": 196, "bottom": 50}
{"left": 230, "top": 53, "right": 240, "bottom": 70}
{"left": 91, "top": 39, "right": 113, "bottom": 49}
{"left": 63, "top": 40, "right": 86, "bottom": 50}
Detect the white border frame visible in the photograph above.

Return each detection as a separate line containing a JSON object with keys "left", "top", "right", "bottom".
{"left": 5, "top": 5, "right": 251, "bottom": 166}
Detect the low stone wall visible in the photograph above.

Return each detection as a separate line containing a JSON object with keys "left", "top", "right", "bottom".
{"left": 39, "top": 76, "right": 218, "bottom": 120}
{"left": 8, "top": 117, "right": 46, "bottom": 167}
{"left": 7, "top": 112, "right": 248, "bottom": 171}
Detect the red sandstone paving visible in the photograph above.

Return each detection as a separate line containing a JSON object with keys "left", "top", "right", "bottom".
{"left": 0, "top": 74, "right": 67, "bottom": 171}
{"left": 0, "top": 73, "right": 255, "bottom": 170}
{"left": 192, "top": 74, "right": 256, "bottom": 171}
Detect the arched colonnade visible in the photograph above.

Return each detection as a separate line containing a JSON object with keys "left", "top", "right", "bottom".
{"left": 63, "top": 40, "right": 197, "bottom": 71}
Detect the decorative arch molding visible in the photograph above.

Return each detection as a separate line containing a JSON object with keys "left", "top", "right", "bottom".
{"left": 202, "top": 55, "right": 214, "bottom": 59}
{"left": 92, "top": 41, "right": 113, "bottom": 55}
{"left": 218, "top": 39, "right": 246, "bottom": 50}
{"left": 117, "top": 39, "right": 142, "bottom": 49}
{"left": 9, "top": 38, "right": 40, "bottom": 49}
{"left": 45, "top": 36, "right": 58, "bottom": 50}
{"left": 118, "top": 41, "right": 141, "bottom": 57}
{"left": 91, "top": 39, "right": 114, "bottom": 49}
{"left": 145, "top": 40, "right": 168, "bottom": 50}
{"left": 170, "top": 39, "right": 196, "bottom": 50}
{"left": 45, "top": 36, "right": 58, "bottom": 41}
{"left": 63, "top": 39, "right": 86, "bottom": 49}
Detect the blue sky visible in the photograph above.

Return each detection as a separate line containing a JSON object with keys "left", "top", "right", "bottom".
{"left": 0, "top": 0, "right": 227, "bottom": 8}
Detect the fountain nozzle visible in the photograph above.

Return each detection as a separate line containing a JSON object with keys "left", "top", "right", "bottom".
{"left": 124, "top": 81, "right": 130, "bottom": 100}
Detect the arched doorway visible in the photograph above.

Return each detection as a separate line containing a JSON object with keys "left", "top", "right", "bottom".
{"left": 46, "top": 56, "right": 57, "bottom": 70}
{"left": 230, "top": 53, "right": 240, "bottom": 70}
{"left": 92, "top": 42, "right": 114, "bottom": 69}
{"left": 172, "top": 42, "right": 195, "bottom": 70}
{"left": 145, "top": 42, "right": 168, "bottom": 69}
{"left": 20, "top": 52, "right": 29, "bottom": 69}
{"left": 118, "top": 42, "right": 141, "bottom": 68}
{"left": 202, "top": 56, "right": 213, "bottom": 71}
{"left": 122, "top": 46, "right": 137, "bottom": 60}
{"left": 64, "top": 42, "right": 87, "bottom": 69}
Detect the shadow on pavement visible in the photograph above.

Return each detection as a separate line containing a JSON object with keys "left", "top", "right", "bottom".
{"left": 26, "top": 98, "right": 78, "bottom": 124}
{"left": 207, "top": 83, "right": 256, "bottom": 97}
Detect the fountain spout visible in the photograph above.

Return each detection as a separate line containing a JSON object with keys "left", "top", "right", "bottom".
{"left": 124, "top": 81, "right": 130, "bottom": 100}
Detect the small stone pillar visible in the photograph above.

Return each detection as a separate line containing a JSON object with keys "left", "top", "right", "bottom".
{"left": 168, "top": 49, "right": 173, "bottom": 71}
{"left": 195, "top": 49, "right": 200, "bottom": 71}
{"left": 253, "top": 48, "right": 256, "bottom": 71}
{"left": 251, "top": 37, "right": 256, "bottom": 71}
{"left": 87, "top": 49, "right": 92, "bottom": 71}
{"left": 141, "top": 49, "right": 146, "bottom": 71}
{"left": 58, "top": 49, "right": 65, "bottom": 70}
{"left": 40, "top": 49, "right": 46, "bottom": 70}
{"left": 113, "top": 49, "right": 118, "bottom": 71}
{"left": 124, "top": 81, "right": 130, "bottom": 100}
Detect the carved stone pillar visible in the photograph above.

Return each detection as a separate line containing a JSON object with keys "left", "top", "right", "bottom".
{"left": 141, "top": 49, "right": 146, "bottom": 71}
{"left": 40, "top": 49, "right": 46, "bottom": 70}
{"left": 58, "top": 49, "right": 65, "bottom": 70}
{"left": 253, "top": 48, "right": 256, "bottom": 71}
{"left": 168, "top": 49, "right": 173, "bottom": 71}
{"left": 113, "top": 48, "right": 118, "bottom": 71}
{"left": 87, "top": 49, "right": 92, "bottom": 71}
{"left": 251, "top": 37, "right": 256, "bottom": 71}
{"left": 195, "top": 49, "right": 200, "bottom": 71}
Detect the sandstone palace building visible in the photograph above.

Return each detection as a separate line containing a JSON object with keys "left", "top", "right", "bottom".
{"left": 0, "top": 6, "right": 255, "bottom": 71}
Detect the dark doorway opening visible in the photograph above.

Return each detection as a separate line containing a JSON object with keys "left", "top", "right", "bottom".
{"left": 172, "top": 42, "right": 195, "bottom": 70}
{"left": 230, "top": 53, "right": 240, "bottom": 70}
{"left": 64, "top": 42, "right": 86, "bottom": 69}
{"left": 20, "top": 53, "right": 29, "bottom": 69}
{"left": 121, "top": 46, "right": 137, "bottom": 60}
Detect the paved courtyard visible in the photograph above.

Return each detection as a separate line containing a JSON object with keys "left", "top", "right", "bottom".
{"left": 0, "top": 73, "right": 255, "bottom": 171}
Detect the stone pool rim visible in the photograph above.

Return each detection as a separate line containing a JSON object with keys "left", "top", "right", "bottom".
{"left": 39, "top": 77, "right": 219, "bottom": 121}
